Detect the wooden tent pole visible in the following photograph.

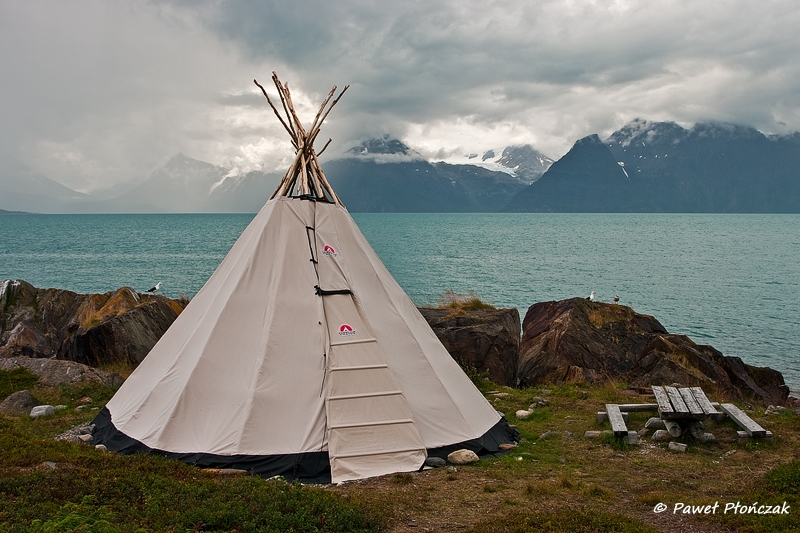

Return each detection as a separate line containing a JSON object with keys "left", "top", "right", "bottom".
{"left": 261, "top": 72, "right": 347, "bottom": 204}
{"left": 253, "top": 79, "right": 298, "bottom": 149}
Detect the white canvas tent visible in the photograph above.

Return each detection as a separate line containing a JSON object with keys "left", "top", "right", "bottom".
{"left": 92, "top": 74, "right": 517, "bottom": 483}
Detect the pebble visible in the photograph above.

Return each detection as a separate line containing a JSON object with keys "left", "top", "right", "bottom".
{"left": 651, "top": 429, "right": 671, "bottom": 442}
{"left": 95, "top": 444, "right": 108, "bottom": 452}
{"left": 424, "top": 456, "right": 446, "bottom": 468}
{"left": 538, "top": 430, "right": 554, "bottom": 440}
{"left": 515, "top": 409, "right": 533, "bottom": 420}
{"left": 30, "top": 405, "right": 55, "bottom": 418}
{"left": 447, "top": 449, "right": 479, "bottom": 465}
{"left": 446, "top": 466, "right": 457, "bottom": 473}
{"left": 668, "top": 442, "right": 688, "bottom": 453}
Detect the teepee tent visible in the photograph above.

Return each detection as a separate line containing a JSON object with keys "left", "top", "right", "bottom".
{"left": 92, "top": 73, "right": 517, "bottom": 483}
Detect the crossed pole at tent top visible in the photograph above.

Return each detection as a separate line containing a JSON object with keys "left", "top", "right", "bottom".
{"left": 254, "top": 72, "right": 349, "bottom": 205}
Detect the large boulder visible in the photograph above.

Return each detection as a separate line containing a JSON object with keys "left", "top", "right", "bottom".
{"left": 418, "top": 307, "right": 520, "bottom": 386}
{"left": 518, "top": 298, "right": 789, "bottom": 406}
{"left": 1, "top": 280, "right": 185, "bottom": 367}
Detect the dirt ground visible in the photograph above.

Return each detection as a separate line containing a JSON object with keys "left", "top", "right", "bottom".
{"left": 334, "top": 385, "right": 800, "bottom": 533}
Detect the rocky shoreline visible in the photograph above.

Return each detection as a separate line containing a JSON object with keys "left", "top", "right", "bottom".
{"left": 1, "top": 279, "right": 792, "bottom": 407}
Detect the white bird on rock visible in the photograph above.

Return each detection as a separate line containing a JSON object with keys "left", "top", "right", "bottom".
{"left": 146, "top": 282, "right": 163, "bottom": 293}
{"left": 613, "top": 295, "right": 620, "bottom": 304}
{"left": 587, "top": 291, "right": 596, "bottom": 302}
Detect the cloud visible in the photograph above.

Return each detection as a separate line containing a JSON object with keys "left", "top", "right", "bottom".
{"left": 2, "top": 0, "right": 800, "bottom": 191}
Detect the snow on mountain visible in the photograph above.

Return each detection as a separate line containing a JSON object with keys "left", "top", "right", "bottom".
{"left": 436, "top": 144, "right": 553, "bottom": 183}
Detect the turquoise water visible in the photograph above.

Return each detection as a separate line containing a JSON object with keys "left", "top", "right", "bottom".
{"left": 2, "top": 212, "right": 798, "bottom": 393}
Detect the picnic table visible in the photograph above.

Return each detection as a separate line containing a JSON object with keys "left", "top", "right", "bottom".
{"left": 599, "top": 385, "right": 772, "bottom": 441}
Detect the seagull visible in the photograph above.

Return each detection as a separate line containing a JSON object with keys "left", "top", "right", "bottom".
{"left": 613, "top": 295, "right": 620, "bottom": 304}
{"left": 587, "top": 291, "right": 596, "bottom": 302}
{"left": 146, "top": 282, "right": 163, "bottom": 293}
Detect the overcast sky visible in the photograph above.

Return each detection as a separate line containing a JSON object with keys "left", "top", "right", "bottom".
{"left": 2, "top": 0, "right": 800, "bottom": 192}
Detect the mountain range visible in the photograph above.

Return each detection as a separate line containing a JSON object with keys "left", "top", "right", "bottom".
{"left": 2, "top": 120, "right": 799, "bottom": 213}
{"left": 507, "top": 120, "right": 800, "bottom": 212}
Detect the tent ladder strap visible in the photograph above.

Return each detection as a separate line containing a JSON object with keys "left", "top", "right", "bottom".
{"left": 330, "top": 337, "right": 377, "bottom": 347}
{"left": 333, "top": 447, "right": 425, "bottom": 459}
{"left": 329, "top": 418, "right": 416, "bottom": 430}
{"left": 329, "top": 363, "right": 388, "bottom": 372}
{"left": 328, "top": 390, "right": 403, "bottom": 401}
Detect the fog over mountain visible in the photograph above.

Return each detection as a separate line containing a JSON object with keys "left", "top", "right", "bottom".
{"left": 4, "top": 2, "right": 800, "bottom": 195}
{"left": 3, "top": 122, "right": 800, "bottom": 213}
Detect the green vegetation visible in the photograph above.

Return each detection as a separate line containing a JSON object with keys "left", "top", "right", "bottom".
{"left": 2, "top": 368, "right": 800, "bottom": 532}
{"left": 0, "top": 370, "right": 379, "bottom": 533}
{"left": 0, "top": 368, "right": 39, "bottom": 400}
{"left": 464, "top": 508, "right": 660, "bottom": 533}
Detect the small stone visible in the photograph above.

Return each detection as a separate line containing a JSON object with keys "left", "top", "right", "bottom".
{"left": 515, "top": 409, "right": 532, "bottom": 420}
{"left": 491, "top": 392, "right": 511, "bottom": 399}
{"left": 651, "top": 429, "right": 671, "bottom": 442}
{"left": 584, "top": 430, "right": 602, "bottom": 439}
{"left": 0, "top": 390, "right": 38, "bottom": 414}
{"left": 54, "top": 405, "right": 68, "bottom": 411}
{"left": 697, "top": 432, "right": 716, "bottom": 444}
{"left": 446, "top": 466, "right": 457, "bottom": 473}
{"left": 515, "top": 456, "right": 523, "bottom": 461}
{"left": 538, "top": 430, "right": 554, "bottom": 440}
{"left": 44, "top": 461, "right": 56, "bottom": 469}
{"left": 425, "top": 457, "right": 446, "bottom": 468}
{"left": 626, "top": 431, "right": 640, "bottom": 445}
{"left": 78, "top": 396, "right": 93, "bottom": 404}
{"left": 498, "top": 443, "right": 517, "bottom": 451}
{"left": 95, "top": 444, "right": 108, "bottom": 452}
{"left": 76, "top": 405, "right": 86, "bottom": 411}
{"left": 447, "top": 449, "right": 479, "bottom": 465}
{"left": 30, "top": 405, "right": 55, "bottom": 418}
{"left": 637, "top": 428, "right": 650, "bottom": 437}
{"left": 79, "top": 434, "right": 93, "bottom": 442}
{"left": 724, "top": 449, "right": 737, "bottom": 457}
{"left": 486, "top": 390, "right": 500, "bottom": 394}
{"left": 495, "top": 411, "right": 505, "bottom": 417}
{"left": 668, "top": 442, "right": 688, "bottom": 453}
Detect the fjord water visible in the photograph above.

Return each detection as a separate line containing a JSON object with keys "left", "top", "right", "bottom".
{"left": 2, "top": 212, "right": 798, "bottom": 393}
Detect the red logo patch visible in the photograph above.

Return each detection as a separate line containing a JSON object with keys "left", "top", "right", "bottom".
{"left": 322, "top": 245, "right": 337, "bottom": 257}
{"left": 338, "top": 323, "right": 356, "bottom": 336}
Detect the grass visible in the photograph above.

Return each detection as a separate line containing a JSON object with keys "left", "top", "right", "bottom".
{"left": 335, "top": 382, "right": 800, "bottom": 533}
{"left": 0, "top": 368, "right": 39, "bottom": 400}
{"left": 436, "top": 290, "right": 496, "bottom": 312}
{"left": 2, "top": 369, "right": 800, "bottom": 532}
{"left": 0, "top": 370, "right": 379, "bottom": 533}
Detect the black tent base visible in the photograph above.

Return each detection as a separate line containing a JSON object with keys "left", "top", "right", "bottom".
{"left": 91, "top": 408, "right": 519, "bottom": 483}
